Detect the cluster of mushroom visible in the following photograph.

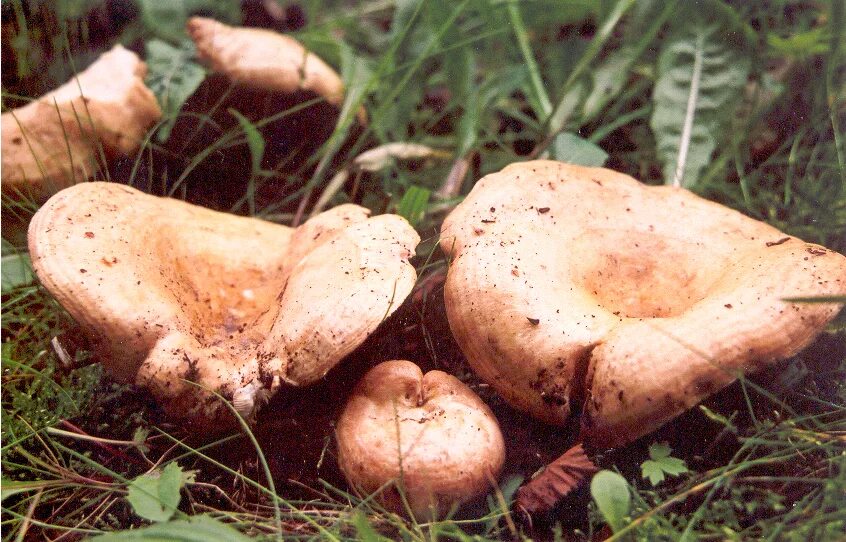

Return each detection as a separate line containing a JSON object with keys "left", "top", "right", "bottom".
{"left": 28, "top": 182, "right": 504, "bottom": 516}
{"left": 13, "top": 20, "right": 505, "bottom": 518}
{"left": 1, "top": 17, "right": 357, "bottom": 203}
{"left": 11, "top": 16, "right": 846, "bottom": 521}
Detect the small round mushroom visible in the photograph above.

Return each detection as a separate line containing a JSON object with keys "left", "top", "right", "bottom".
{"left": 440, "top": 160, "right": 846, "bottom": 448}
{"left": 28, "top": 182, "right": 420, "bottom": 432}
{"left": 1, "top": 45, "right": 161, "bottom": 200}
{"left": 336, "top": 360, "right": 505, "bottom": 518}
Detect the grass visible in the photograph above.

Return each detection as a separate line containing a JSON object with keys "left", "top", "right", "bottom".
{"left": 2, "top": 0, "right": 845, "bottom": 540}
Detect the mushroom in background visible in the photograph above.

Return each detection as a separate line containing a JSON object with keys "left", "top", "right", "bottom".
{"left": 1, "top": 45, "right": 161, "bottom": 201}
{"left": 188, "top": 16, "right": 348, "bottom": 110}
{"left": 440, "top": 160, "right": 846, "bottom": 448}
{"left": 336, "top": 360, "right": 505, "bottom": 518}
{"left": 28, "top": 182, "right": 419, "bottom": 433}
{"left": 159, "top": 17, "right": 362, "bottom": 210}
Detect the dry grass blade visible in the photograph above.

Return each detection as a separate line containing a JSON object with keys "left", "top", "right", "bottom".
{"left": 515, "top": 443, "right": 598, "bottom": 515}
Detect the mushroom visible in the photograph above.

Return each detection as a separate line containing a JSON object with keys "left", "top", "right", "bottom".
{"left": 1, "top": 45, "right": 161, "bottom": 200}
{"left": 187, "top": 17, "right": 348, "bottom": 110}
{"left": 28, "top": 182, "right": 419, "bottom": 432}
{"left": 440, "top": 160, "right": 846, "bottom": 448}
{"left": 159, "top": 17, "right": 362, "bottom": 209}
{"left": 336, "top": 360, "right": 505, "bottom": 518}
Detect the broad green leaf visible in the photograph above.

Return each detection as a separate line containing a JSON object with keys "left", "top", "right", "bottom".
{"left": 138, "top": 0, "right": 241, "bottom": 43}
{"left": 144, "top": 39, "right": 206, "bottom": 143}
{"left": 590, "top": 470, "right": 631, "bottom": 533}
{"left": 1, "top": 253, "right": 34, "bottom": 293}
{"left": 229, "top": 110, "right": 266, "bottom": 177}
{"left": 550, "top": 132, "right": 608, "bottom": 166}
{"left": 92, "top": 514, "right": 250, "bottom": 541}
{"left": 650, "top": 5, "right": 750, "bottom": 187}
{"left": 126, "top": 463, "right": 186, "bottom": 522}
{"left": 397, "top": 185, "right": 431, "bottom": 226}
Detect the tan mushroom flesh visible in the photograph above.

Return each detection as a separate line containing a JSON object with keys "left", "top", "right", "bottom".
{"left": 29, "top": 182, "right": 419, "bottom": 431}
{"left": 440, "top": 160, "right": 846, "bottom": 448}
{"left": 2, "top": 46, "right": 161, "bottom": 200}
{"left": 336, "top": 360, "right": 505, "bottom": 518}
{"left": 188, "top": 16, "right": 360, "bottom": 119}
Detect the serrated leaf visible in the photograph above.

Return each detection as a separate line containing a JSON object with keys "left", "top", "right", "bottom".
{"left": 590, "top": 470, "right": 631, "bottom": 533}
{"left": 92, "top": 514, "right": 250, "bottom": 541}
{"left": 1, "top": 253, "right": 34, "bottom": 293}
{"left": 657, "top": 456, "right": 688, "bottom": 475}
{"left": 642, "top": 443, "right": 688, "bottom": 486}
{"left": 550, "top": 132, "right": 608, "bottom": 167}
{"left": 641, "top": 461, "right": 667, "bottom": 485}
{"left": 144, "top": 39, "right": 206, "bottom": 143}
{"left": 396, "top": 185, "right": 431, "bottom": 227}
{"left": 126, "top": 463, "right": 186, "bottom": 522}
{"left": 650, "top": 7, "right": 750, "bottom": 187}
{"left": 648, "top": 442, "right": 672, "bottom": 459}
{"left": 229, "top": 110, "right": 266, "bottom": 177}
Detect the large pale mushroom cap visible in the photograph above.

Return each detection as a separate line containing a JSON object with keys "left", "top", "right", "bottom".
{"left": 336, "top": 360, "right": 505, "bottom": 518}
{"left": 2, "top": 46, "right": 161, "bottom": 200}
{"left": 28, "top": 182, "right": 419, "bottom": 431}
{"left": 187, "top": 17, "right": 346, "bottom": 108}
{"left": 440, "top": 160, "right": 846, "bottom": 448}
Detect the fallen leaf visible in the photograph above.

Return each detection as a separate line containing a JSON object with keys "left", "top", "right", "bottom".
{"left": 515, "top": 443, "right": 599, "bottom": 515}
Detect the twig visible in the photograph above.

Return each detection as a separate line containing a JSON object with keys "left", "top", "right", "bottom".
{"left": 435, "top": 155, "right": 471, "bottom": 200}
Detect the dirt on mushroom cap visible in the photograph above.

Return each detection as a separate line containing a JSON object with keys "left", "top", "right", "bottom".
{"left": 440, "top": 160, "right": 846, "bottom": 448}
{"left": 1, "top": 45, "right": 161, "bottom": 200}
{"left": 28, "top": 182, "right": 420, "bottom": 433}
{"left": 336, "top": 359, "right": 506, "bottom": 518}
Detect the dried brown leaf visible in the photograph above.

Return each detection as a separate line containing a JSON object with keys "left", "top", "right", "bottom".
{"left": 515, "top": 443, "right": 599, "bottom": 515}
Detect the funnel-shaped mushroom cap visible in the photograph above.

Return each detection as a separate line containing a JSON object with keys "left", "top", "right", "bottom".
{"left": 29, "top": 183, "right": 419, "bottom": 431}
{"left": 336, "top": 360, "right": 505, "bottom": 518}
{"left": 441, "top": 160, "right": 846, "bottom": 448}
{"left": 188, "top": 17, "right": 345, "bottom": 107}
{"left": 2, "top": 46, "right": 161, "bottom": 199}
